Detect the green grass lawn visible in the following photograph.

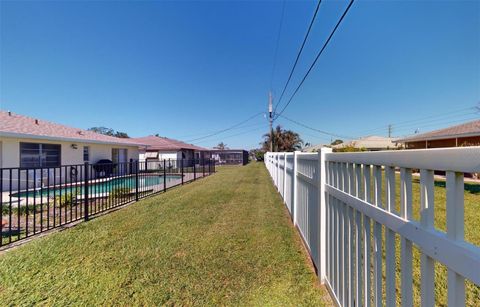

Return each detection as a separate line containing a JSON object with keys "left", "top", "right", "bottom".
{"left": 338, "top": 170, "right": 480, "bottom": 306}
{"left": 0, "top": 163, "right": 331, "bottom": 306}
{"left": 387, "top": 173, "right": 480, "bottom": 306}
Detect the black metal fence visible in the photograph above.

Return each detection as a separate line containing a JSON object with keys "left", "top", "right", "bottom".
{"left": 0, "top": 158, "right": 215, "bottom": 247}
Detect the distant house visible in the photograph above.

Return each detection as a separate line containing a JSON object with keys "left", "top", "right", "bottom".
{"left": 0, "top": 110, "right": 142, "bottom": 169}
{"left": 332, "top": 135, "right": 400, "bottom": 151}
{"left": 396, "top": 120, "right": 480, "bottom": 149}
{"left": 210, "top": 149, "right": 248, "bottom": 165}
{"left": 302, "top": 144, "right": 328, "bottom": 153}
{"left": 130, "top": 135, "right": 210, "bottom": 168}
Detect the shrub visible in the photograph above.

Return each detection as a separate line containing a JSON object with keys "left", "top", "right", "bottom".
{"left": 55, "top": 192, "right": 79, "bottom": 208}
{"left": 255, "top": 151, "right": 265, "bottom": 161}
{"left": 333, "top": 146, "right": 367, "bottom": 153}
{"left": 2, "top": 204, "right": 42, "bottom": 216}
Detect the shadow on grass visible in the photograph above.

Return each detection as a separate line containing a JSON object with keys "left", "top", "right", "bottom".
{"left": 413, "top": 177, "right": 480, "bottom": 195}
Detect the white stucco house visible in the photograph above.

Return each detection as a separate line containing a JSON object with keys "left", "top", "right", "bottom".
{"left": 0, "top": 111, "right": 145, "bottom": 191}
{"left": 0, "top": 110, "right": 143, "bottom": 169}
{"left": 130, "top": 135, "right": 209, "bottom": 168}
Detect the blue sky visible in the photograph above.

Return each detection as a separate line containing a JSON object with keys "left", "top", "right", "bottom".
{"left": 1, "top": 0, "right": 479, "bottom": 149}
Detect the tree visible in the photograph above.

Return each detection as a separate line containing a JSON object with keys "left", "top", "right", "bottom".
{"left": 331, "top": 139, "right": 343, "bottom": 146}
{"left": 114, "top": 131, "right": 130, "bottom": 138}
{"left": 249, "top": 148, "right": 265, "bottom": 161}
{"left": 215, "top": 142, "right": 227, "bottom": 150}
{"left": 88, "top": 127, "right": 130, "bottom": 138}
{"left": 88, "top": 127, "right": 115, "bottom": 136}
{"left": 261, "top": 125, "right": 303, "bottom": 152}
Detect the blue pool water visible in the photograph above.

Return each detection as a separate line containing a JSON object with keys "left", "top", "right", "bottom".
{"left": 12, "top": 175, "right": 182, "bottom": 198}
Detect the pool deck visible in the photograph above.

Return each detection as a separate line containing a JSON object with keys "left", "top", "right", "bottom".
{"left": 1, "top": 172, "right": 204, "bottom": 207}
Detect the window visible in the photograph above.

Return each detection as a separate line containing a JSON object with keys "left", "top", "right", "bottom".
{"left": 20, "top": 143, "right": 61, "bottom": 168}
{"left": 83, "top": 146, "right": 90, "bottom": 162}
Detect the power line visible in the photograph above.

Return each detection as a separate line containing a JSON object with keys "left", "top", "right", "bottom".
{"left": 176, "top": 120, "right": 265, "bottom": 139}
{"left": 296, "top": 130, "right": 332, "bottom": 142}
{"left": 393, "top": 115, "right": 480, "bottom": 136}
{"left": 186, "top": 112, "right": 264, "bottom": 143}
{"left": 277, "top": 114, "right": 355, "bottom": 140}
{"left": 391, "top": 112, "right": 477, "bottom": 131}
{"left": 274, "top": 0, "right": 355, "bottom": 120}
{"left": 269, "top": 0, "right": 287, "bottom": 90}
{"left": 273, "top": 0, "right": 322, "bottom": 113}
{"left": 193, "top": 125, "right": 268, "bottom": 145}
{"left": 355, "top": 106, "right": 475, "bottom": 135}
{"left": 189, "top": 122, "right": 266, "bottom": 143}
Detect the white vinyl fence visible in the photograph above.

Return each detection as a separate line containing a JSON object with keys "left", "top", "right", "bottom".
{"left": 265, "top": 148, "right": 480, "bottom": 307}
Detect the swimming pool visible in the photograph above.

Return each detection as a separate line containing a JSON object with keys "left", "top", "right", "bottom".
{"left": 12, "top": 175, "right": 182, "bottom": 198}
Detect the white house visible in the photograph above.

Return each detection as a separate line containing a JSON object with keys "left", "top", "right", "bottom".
{"left": 0, "top": 110, "right": 144, "bottom": 190}
{"left": 130, "top": 135, "right": 209, "bottom": 168}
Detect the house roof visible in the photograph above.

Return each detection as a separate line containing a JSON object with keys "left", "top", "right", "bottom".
{"left": 0, "top": 110, "right": 144, "bottom": 146}
{"left": 333, "top": 135, "right": 398, "bottom": 149}
{"left": 130, "top": 135, "right": 208, "bottom": 151}
{"left": 302, "top": 144, "right": 328, "bottom": 152}
{"left": 396, "top": 120, "right": 480, "bottom": 143}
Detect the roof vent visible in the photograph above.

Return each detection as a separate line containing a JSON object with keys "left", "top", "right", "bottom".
{"left": 7, "top": 111, "right": 11, "bottom": 116}
{"left": 35, "top": 119, "right": 39, "bottom": 125}
{"left": 78, "top": 131, "right": 84, "bottom": 135}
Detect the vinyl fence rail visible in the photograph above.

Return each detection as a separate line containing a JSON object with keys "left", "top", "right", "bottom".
{"left": 265, "top": 148, "right": 480, "bottom": 307}
{"left": 1, "top": 158, "right": 215, "bottom": 248}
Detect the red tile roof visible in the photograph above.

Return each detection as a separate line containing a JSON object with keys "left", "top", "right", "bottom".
{"left": 0, "top": 110, "right": 144, "bottom": 146}
{"left": 396, "top": 119, "right": 480, "bottom": 143}
{"left": 130, "top": 136, "right": 208, "bottom": 151}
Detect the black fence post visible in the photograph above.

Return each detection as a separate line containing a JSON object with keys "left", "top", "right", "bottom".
{"left": 202, "top": 158, "right": 205, "bottom": 177}
{"left": 84, "top": 162, "right": 89, "bottom": 221}
{"left": 181, "top": 159, "right": 184, "bottom": 185}
{"left": 163, "top": 159, "right": 167, "bottom": 192}
{"left": 135, "top": 160, "right": 139, "bottom": 201}
{"left": 193, "top": 159, "right": 196, "bottom": 181}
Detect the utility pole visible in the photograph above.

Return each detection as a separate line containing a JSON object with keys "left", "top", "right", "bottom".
{"left": 388, "top": 124, "right": 393, "bottom": 138}
{"left": 269, "top": 91, "right": 273, "bottom": 152}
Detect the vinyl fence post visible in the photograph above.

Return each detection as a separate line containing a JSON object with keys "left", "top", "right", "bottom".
{"left": 277, "top": 154, "right": 281, "bottom": 191}
{"left": 163, "top": 159, "right": 167, "bottom": 192}
{"left": 319, "top": 147, "right": 332, "bottom": 283}
{"left": 135, "top": 160, "right": 139, "bottom": 202}
{"left": 84, "top": 162, "right": 89, "bottom": 221}
{"left": 293, "top": 151, "right": 299, "bottom": 225}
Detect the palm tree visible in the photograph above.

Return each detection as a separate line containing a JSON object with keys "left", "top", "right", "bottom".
{"left": 262, "top": 125, "right": 303, "bottom": 152}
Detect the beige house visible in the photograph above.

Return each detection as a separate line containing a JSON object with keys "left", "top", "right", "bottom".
{"left": 332, "top": 135, "right": 400, "bottom": 151}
